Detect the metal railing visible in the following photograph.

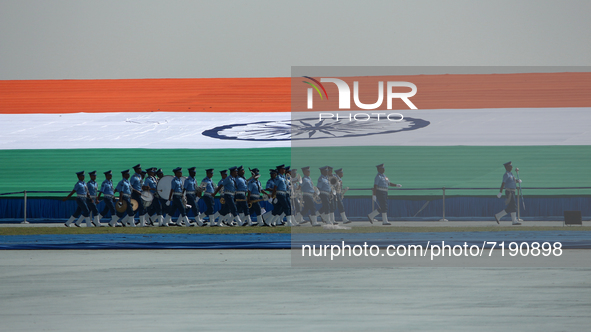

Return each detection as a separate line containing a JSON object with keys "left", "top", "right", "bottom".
{"left": 347, "top": 186, "right": 591, "bottom": 222}
{"left": 2, "top": 187, "right": 591, "bottom": 223}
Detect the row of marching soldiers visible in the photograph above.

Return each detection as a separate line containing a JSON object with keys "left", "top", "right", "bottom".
{"left": 63, "top": 163, "right": 352, "bottom": 227}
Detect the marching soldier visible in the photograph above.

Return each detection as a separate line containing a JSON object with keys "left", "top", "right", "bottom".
{"left": 273, "top": 165, "right": 294, "bottom": 226}
{"left": 494, "top": 161, "right": 522, "bottom": 225}
{"left": 300, "top": 166, "right": 320, "bottom": 226}
{"left": 317, "top": 166, "right": 332, "bottom": 224}
{"left": 156, "top": 168, "right": 169, "bottom": 222}
{"left": 261, "top": 169, "right": 278, "bottom": 226}
{"left": 212, "top": 169, "right": 229, "bottom": 226}
{"left": 184, "top": 167, "right": 204, "bottom": 226}
{"left": 86, "top": 171, "right": 102, "bottom": 227}
{"left": 63, "top": 171, "right": 92, "bottom": 227}
{"left": 285, "top": 166, "right": 297, "bottom": 226}
{"left": 130, "top": 164, "right": 147, "bottom": 227}
{"left": 164, "top": 167, "right": 193, "bottom": 227}
{"left": 144, "top": 167, "right": 163, "bottom": 227}
{"left": 98, "top": 170, "right": 119, "bottom": 227}
{"left": 235, "top": 166, "right": 252, "bottom": 226}
{"left": 199, "top": 169, "right": 216, "bottom": 227}
{"left": 334, "top": 168, "right": 350, "bottom": 224}
{"left": 290, "top": 168, "right": 305, "bottom": 225}
{"left": 247, "top": 168, "right": 264, "bottom": 226}
{"left": 327, "top": 166, "right": 338, "bottom": 225}
{"left": 216, "top": 166, "right": 242, "bottom": 226}
{"left": 367, "top": 164, "right": 401, "bottom": 225}
{"left": 116, "top": 169, "right": 135, "bottom": 227}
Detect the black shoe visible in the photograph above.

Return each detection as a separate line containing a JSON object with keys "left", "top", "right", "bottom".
{"left": 494, "top": 214, "right": 500, "bottom": 224}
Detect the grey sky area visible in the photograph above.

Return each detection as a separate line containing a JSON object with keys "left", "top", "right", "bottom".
{"left": 1, "top": 0, "right": 590, "bottom": 80}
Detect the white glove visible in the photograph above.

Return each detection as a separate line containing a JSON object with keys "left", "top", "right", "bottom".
{"left": 372, "top": 195, "right": 377, "bottom": 201}
{"left": 517, "top": 179, "right": 522, "bottom": 183}
{"left": 396, "top": 184, "right": 402, "bottom": 188}
{"left": 496, "top": 192, "right": 502, "bottom": 198}
{"left": 166, "top": 200, "right": 171, "bottom": 206}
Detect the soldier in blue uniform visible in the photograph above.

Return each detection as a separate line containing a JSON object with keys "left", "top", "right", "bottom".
{"left": 247, "top": 168, "right": 265, "bottom": 226}
{"left": 211, "top": 169, "right": 229, "bottom": 226}
{"left": 184, "top": 167, "right": 204, "bottom": 226}
{"left": 143, "top": 167, "right": 163, "bottom": 226}
{"left": 494, "top": 161, "right": 522, "bottom": 225}
{"left": 272, "top": 164, "right": 293, "bottom": 226}
{"left": 288, "top": 168, "right": 304, "bottom": 225}
{"left": 261, "top": 169, "right": 278, "bottom": 226}
{"left": 116, "top": 169, "right": 136, "bottom": 227}
{"left": 216, "top": 166, "right": 242, "bottom": 227}
{"left": 130, "top": 164, "right": 148, "bottom": 227}
{"left": 235, "top": 166, "right": 252, "bottom": 226}
{"left": 300, "top": 166, "right": 320, "bottom": 226}
{"left": 155, "top": 168, "right": 169, "bottom": 221}
{"left": 334, "top": 168, "right": 350, "bottom": 224}
{"left": 86, "top": 171, "right": 102, "bottom": 227}
{"left": 63, "top": 171, "right": 92, "bottom": 227}
{"left": 97, "top": 170, "right": 119, "bottom": 227}
{"left": 199, "top": 169, "right": 216, "bottom": 226}
{"left": 163, "top": 167, "right": 193, "bottom": 227}
{"left": 367, "top": 164, "right": 401, "bottom": 225}
{"left": 317, "top": 166, "right": 332, "bottom": 224}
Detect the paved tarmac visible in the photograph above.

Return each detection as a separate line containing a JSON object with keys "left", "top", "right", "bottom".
{"left": 1, "top": 250, "right": 590, "bottom": 331}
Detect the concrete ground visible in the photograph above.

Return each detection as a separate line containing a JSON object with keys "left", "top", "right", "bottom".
{"left": 1, "top": 250, "right": 590, "bottom": 331}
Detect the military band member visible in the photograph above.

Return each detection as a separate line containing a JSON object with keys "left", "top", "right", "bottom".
{"left": 327, "top": 166, "right": 338, "bottom": 225}
{"left": 98, "top": 170, "right": 119, "bottom": 227}
{"left": 334, "top": 168, "right": 350, "bottom": 224}
{"left": 317, "top": 166, "right": 332, "bottom": 224}
{"left": 156, "top": 168, "right": 169, "bottom": 221}
{"left": 289, "top": 168, "right": 305, "bottom": 225}
{"left": 217, "top": 166, "right": 242, "bottom": 226}
{"left": 86, "top": 171, "right": 102, "bottom": 227}
{"left": 116, "top": 169, "right": 135, "bottom": 227}
{"left": 300, "top": 166, "right": 320, "bottom": 226}
{"left": 63, "top": 171, "right": 92, "bottom": 227}
{"left": 235, "top": 166, "right": 252, "bottom": 226}
{"left": 184, "top": 167, "right": 204, "bottom": 226}
{"left": 144, "top": 167, "right": 163, "bottom": 227}
{"left": 247, "top": 168, "right": 264, "bottom": 227}
{"left": 261, "top": 169, "right": 278, "bottom": 226}
{"left": 494, "top": 161, "right": 522, "bottom": 225}
{"left": 212, "top": 169, "right": 229, "bottom": 226}
{"left": 367, "top": 164, "right": 401, "bottom": 225}
{"left": 164, "top": 167, "right": 193, "bottom": 227}
{"left": 273, "top": 165, "right": 294, "bottom": 226}
{"left": 130, "top": 164, "right": 147, "bottom": 227}
{"left": 199, "top": 169, "right": 216, "bottom": 226}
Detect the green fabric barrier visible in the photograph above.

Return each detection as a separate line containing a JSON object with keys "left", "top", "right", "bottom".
{"left": 1, "top": 146, "right": 590, "bottom": 196}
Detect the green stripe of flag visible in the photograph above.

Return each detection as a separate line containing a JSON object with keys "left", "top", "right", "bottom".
{"left": 0, "top": 146, "right": 590, "bottom": 196}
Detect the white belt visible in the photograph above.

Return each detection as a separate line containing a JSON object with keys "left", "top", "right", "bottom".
{"left": 104, "top": 194, "right": 114, "bottom": 199}
{"left": 320, "top": 190, "right": 330, "bottom": 195}
{"left": 376, "top": 187, "right": 388, "bottom": 192}
{"left": 89, "top": 195, "right": 97, "bottom": 199}
{"left": 186, "top": 191, "right": 196, "bottom": 194}
{"left": 236, "top": 191, "right": 246, "bottom": 195}
{"left": 506, "top": 188, "right": 516, "bottom": 192}
{"left": 122, "top": 193, "right": 131, "bottom": 197}
{"left": 173, "top": 192, "right": 183, "bottom": 196}
{"left": 204, "top": 192, "right": 213, "bottom": 196}
{"left": 276, "top": 190, "right": 287, "bottom": 194}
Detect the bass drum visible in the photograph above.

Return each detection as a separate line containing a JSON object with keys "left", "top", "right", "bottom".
{"left": 141, "top": 191, "right": 154, "bottom": 207}
{"left": 156, "top": 175, "right": 187, "bottom": 200}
